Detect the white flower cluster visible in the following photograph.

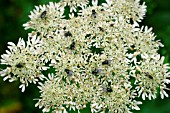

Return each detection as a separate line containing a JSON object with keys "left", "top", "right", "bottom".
{"left": 1, "top": 0, "right": 170, "bottom": 113}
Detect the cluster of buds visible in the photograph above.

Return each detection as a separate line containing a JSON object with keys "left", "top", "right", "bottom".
{"left": 0, "top": 0, "right": 170, "bottom": 113}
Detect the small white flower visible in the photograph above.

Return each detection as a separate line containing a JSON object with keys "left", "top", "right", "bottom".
{"left": 19, "top": 84, "right": 26, "bottom": 92}
{"left": 160, "top": 88, "right": 169, "bottom": 99}
{"left": 60, "top": 0, "right": 89, "bottom": 12}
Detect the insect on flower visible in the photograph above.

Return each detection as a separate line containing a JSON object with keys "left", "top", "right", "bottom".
{"left": 129, "top": 18, "right": 134, "bottom": 24}
{"left": 92, "top": 68, "right": 101, "bottom": 75}
{"left": 100, "top": 8, "right": 104, "bottom": 11}
{"left": 98, "top": 27, "right": 104, "bottom": 32}
{"left": 92, "top": 9, "right": 97, "bottom": 18}
{"left": 102, "top": 85, "right": 113, "bottom": 93}
{"left": 106, "top": 87, "right": 113, "bottom": 92}
{"left": 110, "top": 23, "right": 114, "bottom": 27}
{"left": 65, "top": 69, "right": 73, "bottom": 76}
{"left": 144, "top": 72, "right": 153, "bottom": 79}
{"left": 16, "top": 63, "right": 25, "bottom": 68}
{"left": 102, "top": 60, "right": 111, "bottom": 65}
{"left": 69, "top": 41, "right": 75, "bottom": 50}
{"left": 130, "top": 45, "right": 135, "bottom": 50}
{"left": 64, "top": 31, "right": 72, "bottom": 37}
{"left": 108, "top": 80, "right": 112, "bottom": 86}
{"left": 40, "top": 11, "right": 47, "bottom": 19}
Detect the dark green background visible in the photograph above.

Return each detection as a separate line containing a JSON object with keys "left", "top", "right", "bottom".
{"left": 0, "top": 0, "right": 170, "bottom": 113}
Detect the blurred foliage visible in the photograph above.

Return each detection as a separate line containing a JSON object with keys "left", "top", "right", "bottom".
{"left": 0, "top": 0, "right": 170, "bottom": 113}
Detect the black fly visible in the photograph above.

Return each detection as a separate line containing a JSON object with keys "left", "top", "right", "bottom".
{"left": 106, "top": 87, "right": 113, "bottom": 92}
{"left": 92, "top": 68, "right": 101, "bottom": 75}
{"left": 129, "top": 18, "right": 134, "bottom": 24}
{"left": 64, "top": 31, "right": 72, "bottom": 37}
{"left": 69, "top": 42, "right": 75, "bottom": 50}
{"left": 98, "top": 27, "right": 104, "bottom": 32}
{"left": 144, "top": 72, "right": 153, "bottom": 79}
{"left": 102, "top": 60, "right": 111, "bottom": 65}
{"left": 16, "top": 63, "right": 25, "bottom": 68}
{"left": 40, "top": 11, "right": 47, "bottom": 19}
{"left": 110, "top": 23, "right": 114, "bottom": 27}
{"left": 65, "top": 69, "right": 73, "bottom": 76}
{"left": 102, "top": 80, "right": 113, "bottom": 93}
{"left": 107, "top": 81, "right": 112, "bottom": 92}
{"left": 92, "top": 9, "right": 97, "bottom": 18}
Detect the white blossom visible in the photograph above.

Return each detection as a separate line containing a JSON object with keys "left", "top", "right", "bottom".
{"left": 1, "top": 0, "right": 170, "bottom": 113}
